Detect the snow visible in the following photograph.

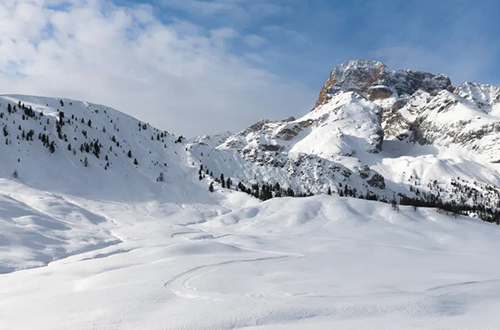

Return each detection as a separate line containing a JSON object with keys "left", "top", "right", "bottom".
{"left": 0, "top": 179, "right": 118, "bottom": 273}
{"left": 456, "top": 81, "right": 500, "bottom": 110}
{"left": 1, "top": 91, "right": 500, "bottom": 329}
{"left": 1, "top": 188, "right": 500, "bottom": 329}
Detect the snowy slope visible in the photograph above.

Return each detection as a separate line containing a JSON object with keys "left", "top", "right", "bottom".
{"left": 188, "top": 91, "right": 390, "bottom": 199}
{"left": 400, "top": 87, "right": 500, "bottom": 163}
{"left": 0, "top": 94, "right": 201, "bottom": 202}
{"left": 0, "top": 94, "right": 216, "bottom": 271}
{"left": 0, "top": 179, "right": 118, "bottom": 273}
{"left": 1, "top": 195, "right": 500, "bottom": 330}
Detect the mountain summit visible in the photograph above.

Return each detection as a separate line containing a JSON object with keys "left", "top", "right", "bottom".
{"left": 314, "top": 59, "right": 453, "bottom": 108}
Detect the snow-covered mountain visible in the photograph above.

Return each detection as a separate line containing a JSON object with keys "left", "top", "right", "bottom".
{"left": 2, "top": 60, "right": 500, "bottom": 330}
{"left": 189, "top": 60, "right": 500, "bottom": 222}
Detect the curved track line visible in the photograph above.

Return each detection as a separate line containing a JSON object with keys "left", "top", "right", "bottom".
{"left": 163, "top": 254, "right": 295, "bottom": 301}
{"left": 163, "top": 231, "right": 304, "bottom": 301}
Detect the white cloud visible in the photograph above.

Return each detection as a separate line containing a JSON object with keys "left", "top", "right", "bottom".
{"left": 156, "top": 0, "right": 247, "bottom": 18}
{"left": 0, "top": 0, "right": 316, "bottom": 136}
{"left": 243, "top": 34, "right": 266, "bottom": 48}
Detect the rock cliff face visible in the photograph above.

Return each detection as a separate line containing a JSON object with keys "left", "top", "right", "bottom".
{"left": 314, "top": 60, "right": 453, "bottom": 108}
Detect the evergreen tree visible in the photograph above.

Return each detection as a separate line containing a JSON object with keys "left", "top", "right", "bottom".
{"left": 93, "top": 142, "right": 101, "bottom": 158}
{"left": 127, "top": 150, "right": 132, "bottom": 158}
{"left": 134, "top": 158, "right": 138, "bottom": 165}
{"left": 391, "top": 198, "right": 399, "bottom": 212}
{"left": 209, "top": 182, "right": 214, "bottom": 192}
{"left": 157, "top": 172, "right": 164, "bottom": 182}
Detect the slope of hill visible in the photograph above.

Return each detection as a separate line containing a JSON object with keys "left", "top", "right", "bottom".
{"left": 1, "top": 194, "right": 500, "bottom": 330}
{"left": 0, "top": 94, "right": 203, "bottom": 202}
{"left": 0, "top": 94, "right": 213, "bottom": 271}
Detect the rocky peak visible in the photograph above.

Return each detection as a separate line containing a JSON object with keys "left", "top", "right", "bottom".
{"left": 455, "top": 81, "right": 500, "bottom": 109}
{"left": 314, "top": 59, "right": 453, "bottom": 109}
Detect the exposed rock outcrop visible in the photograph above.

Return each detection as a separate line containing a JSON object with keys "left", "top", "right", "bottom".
{"left": 314, "top": 59, "right": 453, "bottom": 108}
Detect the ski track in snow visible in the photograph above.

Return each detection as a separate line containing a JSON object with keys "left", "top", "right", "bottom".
{"left": 164, "top": 228, "right": 305, "bottom": 301}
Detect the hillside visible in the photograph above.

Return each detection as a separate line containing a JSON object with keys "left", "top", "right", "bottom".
{"left": 0, "top": 94, "right": 211, "bottom": 202}
{"left": 1, "top": 193, "right": 500, "bottom": 330}
{"left": 0, "top": 94, "right": 213, "bottom": 271}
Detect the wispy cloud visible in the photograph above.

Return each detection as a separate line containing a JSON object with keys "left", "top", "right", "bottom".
{"left": 0, "top": 0, "right": 316, "bottom": 136}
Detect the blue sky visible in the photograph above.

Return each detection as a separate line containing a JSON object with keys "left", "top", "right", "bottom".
{"left": 1, "top": 0, "right": 499, "bottom": 135}
{"left": 147, "top": 0, "right": 500, "bottom": 87}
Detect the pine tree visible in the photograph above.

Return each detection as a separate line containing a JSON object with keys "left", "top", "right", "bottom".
{"left": 391, "top": 198, "right": 399, "bottom": 212}
{"left": 134, "top": 158, "right": 138, "bottom": 165}
{"left": 209, "top": 182, "right": 214, "bottom": 192}
{"left": 12, "top": 170, "right": 18, "bottom": 179}
{"left": 127, "top": 150, "right": 132, "bottom": 158}
{"left": 327, "top": 187, "right": 332, "bottom": 195}
{"left": 93, "top": 142, "right": 101, "bottom": 158}
{"left": 83, "top": 157, "right": 89, "bottom": 167}
{"left": 157, "top": 172, "right": 164, "bottom": 182}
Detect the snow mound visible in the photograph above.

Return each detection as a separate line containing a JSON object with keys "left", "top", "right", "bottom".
{"left": 0, "top": 179, "right": 118, "bottom": 273}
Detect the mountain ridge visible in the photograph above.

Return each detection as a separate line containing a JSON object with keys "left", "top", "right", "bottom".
{"left": 1, "top": 60, "right": 500, "bottom": 224}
